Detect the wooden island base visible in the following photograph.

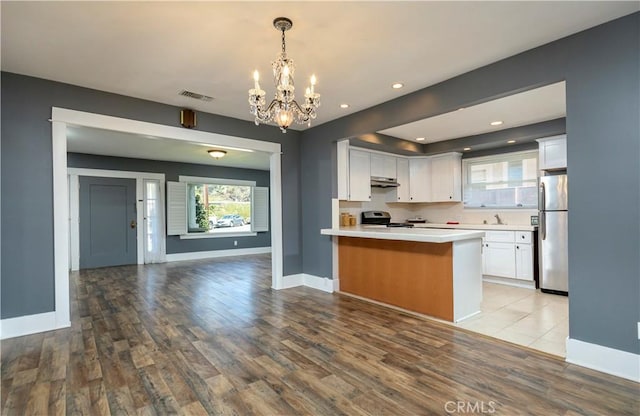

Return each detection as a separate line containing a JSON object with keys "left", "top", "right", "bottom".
{"left": 338, "top": 236, "right": 454, "bottom": 321}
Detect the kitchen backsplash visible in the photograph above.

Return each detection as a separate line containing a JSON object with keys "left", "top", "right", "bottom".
{"left": 339, "top": 187, "right": 536, "bottom": 226}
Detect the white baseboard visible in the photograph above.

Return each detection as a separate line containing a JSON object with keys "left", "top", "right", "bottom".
{"left": 281, "top": 273, "right": 305, "bottom": 289}
{"left": 483, "top": 276, "right": 536, "bottom": 289}
{"left": 280, "top": 273, "right": 335, "bottom": 293}
{"left": 566, "top": 338, "right": 640, "bottom": 382}
{"left": 0, "top": 311, "right": 70, "bottom": 340}
{"left": 166, "top": 246, "right": 271, "bottom": 262}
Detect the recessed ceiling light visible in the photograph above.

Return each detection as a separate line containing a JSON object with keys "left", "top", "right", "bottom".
{"left": 507, "top": 140, "right": 516, "bottom": 144}
{"left": 458, "top": 108, "right": 465, "bottom": 111}
{"left": 392, "top": 83, "right": 404, "bottom": 89}
{"left": 340, "top": 103, "right": 350, "bottom": 108}
{"left": 463, "top": 147, "right": 471, "bottom": 151}
{"left": 416, "top": 137, "right": 426, "bottom": 141}
{"left": 490, "top": 120, "right": 503, "bottom": 126}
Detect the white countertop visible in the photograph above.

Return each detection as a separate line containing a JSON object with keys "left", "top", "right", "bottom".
{"left": 320, "top": 226, "right": 485, "bottom": 243}
{"left": 411, "top": 223, "right": 537, "bottom": 232}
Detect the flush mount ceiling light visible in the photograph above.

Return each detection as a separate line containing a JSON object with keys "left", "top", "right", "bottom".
{"left": 490, "top": 120, "right": 504, "bottom": 126}
{"left": 208, "top": 150, "right": 227, "bottom": 159}
{"left": 248, "top": 17, "right": 320, "bottom": 133}
{"left": 392, "top": 82, "right": 404, "bottom": 89}
{"left": 340, "top": 103, "right": 350, "bottom": 109}
{"left": 416, "top": 137, "right": 426, "bottom": 141}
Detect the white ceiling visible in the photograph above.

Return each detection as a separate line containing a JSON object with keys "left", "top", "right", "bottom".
{"left": 67, "top": 126, "right": 271, "bottom": 170}
{"left": 380, "top": 81, "right": 566, "bottom": 143}
{"left": 2, "top": 2, "right": 638, "bottom": 132}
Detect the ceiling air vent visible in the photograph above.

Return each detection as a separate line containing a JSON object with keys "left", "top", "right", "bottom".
{"left": 179, "top": 90, "right": 213, "bottom": 102}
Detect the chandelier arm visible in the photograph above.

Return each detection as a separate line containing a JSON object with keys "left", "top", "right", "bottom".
{"left": 289, "top": 100, "right": 311, "bottom": 120}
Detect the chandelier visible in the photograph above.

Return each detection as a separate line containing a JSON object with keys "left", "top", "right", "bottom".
{"left": 248, "top": 17, "right": 320, "bottom": 133}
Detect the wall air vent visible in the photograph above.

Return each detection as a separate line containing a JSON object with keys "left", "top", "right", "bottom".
{"left": 179, "top": 90, "right": 214, "bottom": 102}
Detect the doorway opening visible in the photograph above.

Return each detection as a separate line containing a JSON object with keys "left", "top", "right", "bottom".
{"left": 52, "top": 108, "right": 285, "bottom": 329}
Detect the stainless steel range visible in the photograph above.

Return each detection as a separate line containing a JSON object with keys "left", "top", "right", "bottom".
{"left": 360, "top": 211, "right": 414, "bottom": 228}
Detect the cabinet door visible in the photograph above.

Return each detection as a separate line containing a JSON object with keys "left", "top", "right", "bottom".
{"left": 538, "top": 136, "right": 567, "bottom": 170}
{"left": 409, "top": 158, "right": 431, "bottom": 202}
{"left": 515, "top": 243, "right": 534, "bottom": 280}
{"left": 337, "top": 140, "right": 349, "bottom": 200}
{"left": 387, "top": 158, "right": 410, "bottom": 202}
{"left": 484, "top": 242, "right": 516, "bottom": 278}
{"left": 370, "top": 154, "right": 397, "bottom": 179}
{"left": 430, "top": 153, "right": 461, "bottom": 202}
{"left": 348, "top": 149, "right": 371, "bottom": 201}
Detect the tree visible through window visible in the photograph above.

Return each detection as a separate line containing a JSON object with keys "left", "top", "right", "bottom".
{"left": 187, "top": 183, "right": 252, "bottom": 233}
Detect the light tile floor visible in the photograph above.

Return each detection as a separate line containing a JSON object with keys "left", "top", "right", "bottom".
{"left": 455, "top": 282, "right": 569, "bottom": 357}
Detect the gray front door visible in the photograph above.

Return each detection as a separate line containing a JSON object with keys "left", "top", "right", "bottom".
{"left": 79, "top": 176, "right": 137, "bottom": 269}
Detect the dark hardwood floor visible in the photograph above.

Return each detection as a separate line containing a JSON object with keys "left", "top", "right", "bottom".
{"left": 2, "top": 254, "right": 638, "bottom": 415}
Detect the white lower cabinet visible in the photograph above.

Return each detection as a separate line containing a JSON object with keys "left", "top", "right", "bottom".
{"left": 484, "top": 242, "right": 516, "bottom": 278}
{"left": 482, "top": 231, "right": 534, "bottom": 282}
{"left": 515, "top": 243, "right": 534, "bottom": 280}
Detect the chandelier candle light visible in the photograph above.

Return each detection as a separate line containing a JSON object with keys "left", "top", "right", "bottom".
{"left": 248, "top": 17, "right": 320, "bottom": 133}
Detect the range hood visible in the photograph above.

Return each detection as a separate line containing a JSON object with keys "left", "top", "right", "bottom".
{"left": 371, "top": 176, "right": 400, "bottom": 188}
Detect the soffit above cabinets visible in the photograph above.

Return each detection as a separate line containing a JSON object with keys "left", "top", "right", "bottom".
{"left": 379, "top": 82, "right": 566, "bottom": 144}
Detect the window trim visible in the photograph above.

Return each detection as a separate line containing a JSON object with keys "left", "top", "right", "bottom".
{"left": 178, "top": 175, "right": 258, "bottom": 238}
{"left": 462, "top": 150, "right": 538, "bottom": 210}
{"left": 178, "top": 175, "right": 256, "bottom": 187}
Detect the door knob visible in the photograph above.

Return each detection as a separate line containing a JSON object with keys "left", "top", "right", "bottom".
{"left": 130, "top": 220, "right": 137, "bottom": 229}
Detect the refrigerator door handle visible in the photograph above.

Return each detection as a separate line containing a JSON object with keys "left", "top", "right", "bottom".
{"left": 540, "top": 211, "right": 546, "bottom": 240}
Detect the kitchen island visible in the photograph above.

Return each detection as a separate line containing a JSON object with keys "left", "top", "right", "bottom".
{"left": 321, "top": 226, "right": 484, "bottom": 322}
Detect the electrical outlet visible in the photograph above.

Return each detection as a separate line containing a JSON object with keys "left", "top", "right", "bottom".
{"left": 234, "top": 240, "right": 238, "bottom": 247}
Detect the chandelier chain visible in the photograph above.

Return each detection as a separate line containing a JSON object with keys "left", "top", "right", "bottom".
{"left": 281, "top": 29, "right": 286, "bottom": 54}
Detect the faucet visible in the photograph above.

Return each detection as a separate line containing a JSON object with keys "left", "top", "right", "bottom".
{"left": 494, "top": 214, "right": 504, "bottom": 225}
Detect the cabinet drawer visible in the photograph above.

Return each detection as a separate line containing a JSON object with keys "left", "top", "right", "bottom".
{"left": 485, "top": 231, "right": 515, "bottom": 243}
{"left": 516, "top": 232, "right": 532, "bottom": 244}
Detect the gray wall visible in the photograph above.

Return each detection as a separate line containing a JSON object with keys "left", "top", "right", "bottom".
{"left": 1, "top": 13, "right": 638, "bottom": 356}
{"left": 67, "top": 153, "right": 271, "bottom": 254}
{"left": 301, "top": 13, "right": 639, "bottom": 354}
{"left": 1, "top": 73, "right": 303, "bottom": 319}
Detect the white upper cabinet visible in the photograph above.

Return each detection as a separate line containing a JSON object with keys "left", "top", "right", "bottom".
{"left": 409, "top": 158, "right": 431, "bottom": 202}
{"left": 537, "top": 135, "right": 567, "bottom": 170}
{"left": 370, "top": 154, "right": 397, "bottom": 179}
{"left": 337, "top": 140, "right": 350, "bottom": 200}
{"left": 430, "top": 152, "right": 462, "bottom": 202}
{"left": 348, "top": 149, "right": 372, "bottom": 201}
{"left": 386, "top": 157, "right": 410, "bottom": 202}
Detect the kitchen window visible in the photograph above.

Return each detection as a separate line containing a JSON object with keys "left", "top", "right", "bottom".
{"left": 462, "top": 150, "right": 538, "bottom": 209}
{"left": 166, "top": 176, "right": 269, "bottom": 238}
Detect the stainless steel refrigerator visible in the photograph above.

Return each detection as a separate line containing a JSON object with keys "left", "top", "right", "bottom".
{"left": 539, "top": 174, "right": 568, "bottom": 295}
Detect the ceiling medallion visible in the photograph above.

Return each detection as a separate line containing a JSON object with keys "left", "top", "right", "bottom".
{"left": 248, "top": 17, "right": 320, "bottom": 133}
